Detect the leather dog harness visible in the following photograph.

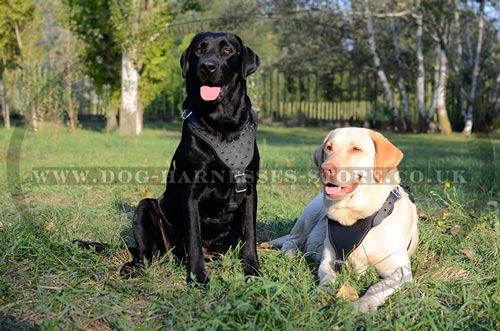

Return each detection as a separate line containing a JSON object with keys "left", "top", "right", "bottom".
{"left": 182, "top": 109, "right": 257, "bottom": 219}
{"left": 328, "top": 185, "right": 415, "bottom": 271}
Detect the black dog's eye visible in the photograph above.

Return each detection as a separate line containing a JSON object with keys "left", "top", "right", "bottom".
{"left": 223, "top": 47, "right": 232, "bottom": 55}
{"left": 195, "top": 46, "right": 202, "bottom": 54}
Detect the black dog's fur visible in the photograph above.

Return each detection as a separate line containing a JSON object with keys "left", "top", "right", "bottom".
{"left": 120, "top": 32, "right": 261, "bottom": 284}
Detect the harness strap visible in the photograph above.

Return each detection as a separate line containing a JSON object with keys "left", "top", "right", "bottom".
{"left": 328, "top": 186, "right": 404, "bottom": 271}
{"left": 183, "top": 110, "right": 258, "bottom": 219}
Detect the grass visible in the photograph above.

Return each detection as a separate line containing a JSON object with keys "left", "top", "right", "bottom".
{"left": 0, "top": 121, "right": 499, "bottom": 330}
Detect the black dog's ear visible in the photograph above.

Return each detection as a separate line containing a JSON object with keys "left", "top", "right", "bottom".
{"left": 236, "top": 35, "right": 260, "bottom": 78}
{"left": 180, "top": 33, "right": 203, "bottom": 78}
{"left": 180, "top": 49, "right": 189, "bottom": 79}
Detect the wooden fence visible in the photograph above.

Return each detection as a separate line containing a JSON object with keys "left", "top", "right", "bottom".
{"left": 265, "top": 100, "right": 372, "bottom": 121}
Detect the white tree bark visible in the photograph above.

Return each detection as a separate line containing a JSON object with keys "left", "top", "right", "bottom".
{"left": 427, "top": 41, "right": 452, "bottom": 134}
{"left": 0, "top": 65, "right": 10, "bottom": 129}
{"left": 390, "top": 18, "right": 411, "bottom": 131}
{"left": 428, "top": 43, "right": 440, "bottom": 122}
{"left": 120, "top": 49, "right": 142, "bottom": 135}
{"left": 452, "top": 0, "right": 466, "bottom": 120}
{"left": 414, "top": 4, "right": 426, "bottom": 132}
{"left": 436, "top": 45, "right": 452, "bottom": 134}
{"left": 487, "top": 70, "right": 500, "bottom": 129}
{"left": 363, "top": 1, "right": 401, "bottom": 131}
{"left": 119, "top": 0, "right": 142, "bottom": 136}
{"left": 463, "top": 0, "right": 485, "bottom": 135}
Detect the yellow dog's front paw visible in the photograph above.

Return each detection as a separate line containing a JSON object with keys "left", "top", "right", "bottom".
{"left": 351, "top": 295, "right": 381, "bottom": 313}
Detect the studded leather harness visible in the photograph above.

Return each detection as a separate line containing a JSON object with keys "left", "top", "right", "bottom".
{"left": 328, "top": 185, "right": 415, "bottom": 271}
{"left": 182, "top": 109, "right": 258, "bottom": 219}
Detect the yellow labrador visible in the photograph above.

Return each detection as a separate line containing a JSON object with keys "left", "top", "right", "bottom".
{"left": 268, "top": 128, "right": 418, "bottom": 312}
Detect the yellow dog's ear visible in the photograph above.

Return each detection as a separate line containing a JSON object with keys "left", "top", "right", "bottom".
{"left": 368, "top": 130, "right": 403, "bottom": 182}
{"left": 313, "top": 145, "right": 324, "bottom": 168}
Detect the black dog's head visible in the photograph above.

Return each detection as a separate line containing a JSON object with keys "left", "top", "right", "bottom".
{"left": 181, "top": 32, "right": 259, "bottom": 105}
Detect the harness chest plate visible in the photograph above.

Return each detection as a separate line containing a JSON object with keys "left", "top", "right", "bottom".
{"left": 327, "top": 186, "right": 413, "bottom": 270}
{"left": 184, "top": 110, "right": 257, "bottom": 173}
{"left": 182, "top": 110, "right": 258, "bottom": 218}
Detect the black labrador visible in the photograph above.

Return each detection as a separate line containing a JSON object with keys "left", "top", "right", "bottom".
{"left": 120, "top": 32, "right": 261, "bottom": 284}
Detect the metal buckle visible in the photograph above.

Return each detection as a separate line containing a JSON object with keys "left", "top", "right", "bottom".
{"left": 391, "top": 187, "right": 402, "bottom": 199}
{"left": 181, "top": 109, "right": 192, "bottom": 120}
{"left": 234, "top": 173, "right": 247, "bottom": 193}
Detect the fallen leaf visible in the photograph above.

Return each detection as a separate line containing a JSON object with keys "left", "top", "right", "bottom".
{"left": 335, "top": 283, "right": 359, "bottom": 302}
{"left": 43, "top": 221, "right": 57, "bottom": 234}
{"left": 418, "top": 211, "right": 429, "bottom": 221}
{"left": 144, "top": 188, "right": 155, "bottom": 198}
{"left": 459, "top": 249, "right": 475, "bottom": 260}
{"left": 487, "top": 200, "right": 499, "bottom": 209}
{"left": 450, "top": 226, "right": 460, "bottom": 236}
{"left": 259, "top": 242, "right": 272, "bottom": 249}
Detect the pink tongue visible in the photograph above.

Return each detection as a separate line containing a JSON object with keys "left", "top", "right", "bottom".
{"left": 325, "top": 185, "right": 342, "bottom": 195}
{"left": 200, "top": 86, "right": 221, "bottom": 101}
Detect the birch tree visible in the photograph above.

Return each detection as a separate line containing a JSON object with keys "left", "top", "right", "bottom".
{"left": 389, "top": 17, "right": 412, "bottom": 131}
{"left": 487, "top": 70, "right": 500, "bottom": 129}
{"left": 363, "top": 0, "right": 403, "bottom": 131}
{"left": 452, "top": 0, "right": 466, "bottom": 125}
{"left": 115, "top": 0, "right": 142, "bottom": 136}
{"left": 463, "top": 0, "right": 486, "bottom": 135}
{"left": 413, "top": 0, "right": 426, "bottom": 133}
{"left": 424, "top": 0, "right": 453, "bottom": 134}
{"left": 0, "top": 0, "right": 35, "bottom": 129}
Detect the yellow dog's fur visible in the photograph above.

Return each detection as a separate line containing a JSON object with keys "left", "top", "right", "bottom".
{"left": 268, "top": 128, "right": 418, "bottom": 312}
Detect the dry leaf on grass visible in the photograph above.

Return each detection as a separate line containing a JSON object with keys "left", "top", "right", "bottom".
{"left": 487, "top": 200, "right": 499, "bottom": 209}
{"left": 450, "top": 226, "right": 460, "bottom": 236}
{"left": 43, "top": 221, "right": 57, "bottom": 234}
{"left": 335, "top": 284, "right": 359, "bottom": 301}
{"left": 418, "top": 211, "right": 429, "bottom": 221}
{"left": 259, "top": 242, "right": 272, "bottom": 249}
{"left": 459, "top": 249, "right": 475, "bottom": 260}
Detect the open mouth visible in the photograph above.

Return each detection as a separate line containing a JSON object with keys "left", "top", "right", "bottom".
{"left": 200, "top": 85, "right": 225, "bottom": 101}
{"left": 324, "top": 175, "right": 361, "bottom": 200}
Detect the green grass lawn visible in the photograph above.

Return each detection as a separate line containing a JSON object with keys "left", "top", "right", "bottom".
{"left": 1, "top": 122, "right": 499, "bottom": 330}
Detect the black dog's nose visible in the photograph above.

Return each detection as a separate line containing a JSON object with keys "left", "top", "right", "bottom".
{"left": 200, "top": 60, "right": 216, "bottom": 74}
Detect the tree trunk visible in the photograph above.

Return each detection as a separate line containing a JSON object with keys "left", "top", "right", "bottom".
{"left": 106, "top": 107, "right": 119, "bottom": 132}
{"left": 390, "top": 18, "right": 412, "bottom": 132}
{"left": 363, "top": 2, "right": 402, "bottom": 131}
{"left": 119, "top": 49, "right": 142, "bottom": 135}
{"left": 452, "top": 1, "right": 466, "bottom": 121}
{"left": 66, "top": 83, "right": 77, "bottom": 133}
{"left": 486, "top": 70, "right": 500, "bottom": 130}
{"left": 119, "top": 0, "right": 142, "bottom": 136}
{"left": 426, "top": 43, "right": 441, "bottom": 132}
{"left": 436, "top": 47, "right": 452, "bottom": 134}
{"left": 31, "top": 100, "right": 38, "bottom": 132}
{"left": 414, "top": 5, "right": 426, "bottom": 133}
{"left": 0, "top": 64, "right": 11, "bottom": 129}
{"left": 463, "top": 0, "right": 485, "bottom": 135}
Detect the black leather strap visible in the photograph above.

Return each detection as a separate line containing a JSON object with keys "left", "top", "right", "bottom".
{"left": 183, "top": 110, "right": 258, "bottom": 218}
{"left": 185, "top": 111, "right": 257, "bottom": 173}
{"left": 328, "top": 187, "right": 403, "bottom": 271}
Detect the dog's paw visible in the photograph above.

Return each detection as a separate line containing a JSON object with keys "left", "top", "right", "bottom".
{"left": 120, "top": 261, "right": 145, "bottom": 279}
{"left": 243, "top": 265, "right": 261, "bottom": 278}
{"left": 351, "top": 295, "right": 381, "bottom": 313}
{"left": 187, "top": 272, "right": 210, "bottom": 286}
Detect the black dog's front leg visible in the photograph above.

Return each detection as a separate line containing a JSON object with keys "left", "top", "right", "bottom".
{"left": 183, "top": 196, "right": 209, "bottom": 285}
{"left": 238, "top": 188, "right": 261, "bottom": 277}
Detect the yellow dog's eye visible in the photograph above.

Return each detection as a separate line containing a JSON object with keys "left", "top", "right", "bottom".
{"left": 325, "top": 145, "right": 332, "bottom": 152}
{"left": 352, "top": 146, "right": 362, "bottom": 152}
{"left": 223, "top": 47, "right": 232, "bottom": 55}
